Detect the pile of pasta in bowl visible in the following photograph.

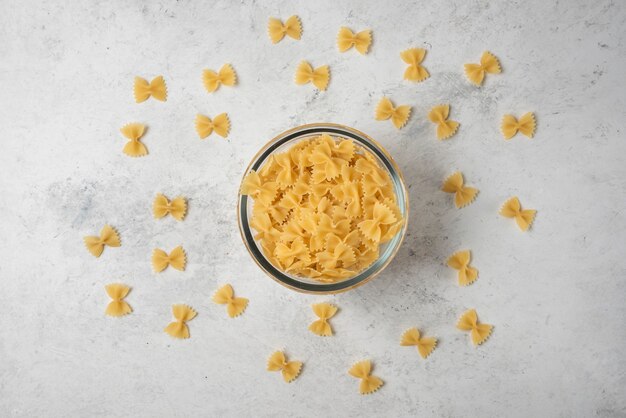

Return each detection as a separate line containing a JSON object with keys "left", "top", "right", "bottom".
{"left": 240, "top": 131, "right": 405, "bottom": 284}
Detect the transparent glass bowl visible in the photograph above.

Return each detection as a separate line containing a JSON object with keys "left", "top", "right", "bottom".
{"left": 237, "top": 123, "right": 409, "bottom": 294}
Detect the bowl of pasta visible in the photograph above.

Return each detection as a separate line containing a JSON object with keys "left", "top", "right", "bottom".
{"left": 238, "top": 123, "right": 409, "bottom": 293}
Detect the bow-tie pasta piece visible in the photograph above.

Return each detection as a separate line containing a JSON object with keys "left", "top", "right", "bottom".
{"left": 400, "top": 328, "right": 437, "bottom": 359}
{"left": 120, "top": 123, "right": 148, "bottom": 157}
{"left": 464, "top": 51, "right": 501, "bottom": 86}
{"left": 195, "top": 113, "right": 230, "bottom": 139}
{"left": 240, "top": 135, "right": 404, "bottom": 283}
{"left": 447, "top": 250, "right": 478, "bottom": 286}
{"left": 267, "top": 351, "right": 303, "bottom": 383}
{"left": 212, "top": 284, "right": 248, "bottom": 318}
{"left": 428, "top": 105, "right": 459, "bottom": 140}
{"left": 268, "top": 15, "right": 302, "bottom": 44}
{"left": 337, "top": 27, "right": 372, "bottom": 54}
{"left": 375, "top": 97, "right": 411, "bottom": 129}
{"left": 104, "top": 283, "right": 132, "bottom": 317}
{"left": 358, "top": 202, "right": 397, "bottom": 243}
{"left": 164, "top": 304, "right": 197, "bottom": 339}
{"left": 152, "top": 246, "right": 187, "bottom": 272}
{"left": 295, "top": 61, "right": 330, "bottom": 91}
{"left": 134, "top": 75, "right": 167, "bottom": 102}
{"left": 500, "top": 197, "right": 536, "bottom": 231}
{"left": 501, "top": 112, "right": 536, "bottom": 140}
{"left": 84, "top": 224, "right": 121, "bottom": 257}
{"left": 309, "top": 303, "right": 338, "bottom": 336}
{"left": 457, "top": 309, "right": 493, "bottom": 345}
{"left": 348, "top": 360, "right": 383, "bottom": 395}
{"left": 442, "top": 172, "right": 478, "bottom": 208}
{"left": 153, "top": 194, "right": 187, "bottom": 221}
{"left": 202, "top": 64, "right": 237, "bottom": 93}
{"left": 401, "top": 48, "right": 429, "bottom": 82}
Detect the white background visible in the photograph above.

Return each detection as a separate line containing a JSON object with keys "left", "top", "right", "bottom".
{"left": 1, "top": 0, "right": 625, "bottom": 417}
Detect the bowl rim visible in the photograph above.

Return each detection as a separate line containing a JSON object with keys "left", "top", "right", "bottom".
{"left": 237, "top": 122, "right": 410, "bottom": 294}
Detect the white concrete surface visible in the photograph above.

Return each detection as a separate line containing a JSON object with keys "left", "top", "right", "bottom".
{"left": 1, "top": 0, "right": 625, "bottom": 417}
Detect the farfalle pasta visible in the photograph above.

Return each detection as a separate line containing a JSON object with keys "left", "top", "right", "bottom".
{"left": 164, "top": 304, "right": 197, "bottom": 339}
{"left": 457, "top": 309, "right": 493, "bottom": 345}
{"left": 152, "top": 245, "right": 186, "bottom": 272}
{"left": 309, "top": 303, "right": 338, "bottom": 336}
{"left": 202, "top": 64, "right": 237, "bottom": 93}
{"left": 375, "top": 97, "right": 411, "bottom": 129}
{"left": 464, "top": 51, "right": 501, "bottom": 86}
{"left": 104, "top": 283, "right": 132, "bottom": 317}
{"left": 348, "top": 360, "right": 383, "bottom": 395}
{"left": 153, "top": 194, "right": 187, "bottom": 221}
{"left": 336, "top": 27, "right": 372, "bottom": 54}
{"left": 401, "top": 48, "right": 429, "bottom": 82}
{"left": 501, "top": 112, "right": 536, "bottom": 139}
{"left": 84, "top": 224, "right": 120, "bottom": 257}
{"left": 400, "top": 328, "right": 437, "bottom": 359}
{"left": 295, "top": 61, "right": 330, "bottom": 91}
{"left": 442, "top": 172, "right": 478, "bottom": 208}
{"left": 212, "top": 284, "right": 248, "bottom": 318}
{"left": 447, "top": 250, "right": 478, "bottom": 286}
{"left": 120, "top": 123, "right": 148, "bottom": 157}
{"left": 267, "top": 16, "right": 302, "bottom": 44}
{"left": 241, "top": 135, "right": 404, "bottom": 283}
{"left": 267, "top": 351, "right": 302, "bottom": 383}
{"left": 428, "top": 104, "right": 459, "bottom": 140}
{"left": 500, "top": 196, "right": 536, "bottom": 231}
{"left": 134, "top": 75, "right": 167, "bottom": 102}
{"left": 195, "top": 113, "right": 230, "bottom": 139}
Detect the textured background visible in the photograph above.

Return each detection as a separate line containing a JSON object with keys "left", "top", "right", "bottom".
{"left": 1, "top": 0, "right": 625, "bottom": 417}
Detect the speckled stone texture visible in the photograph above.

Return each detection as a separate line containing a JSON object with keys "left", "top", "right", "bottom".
{"left": 1, "top": 0, "right": 625, "bottom": 417}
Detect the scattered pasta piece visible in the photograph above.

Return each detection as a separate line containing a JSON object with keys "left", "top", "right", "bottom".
{"left": 104, "top": 283, "right": 132, "bottom": 317}
{"left": 268, "top": 15, "right": 302, "bottom": 44}
{"left": 400, "top": 328, "right": 437, "bottom": 359}
{"left": 164, "top": 304, "right": 197, "bottom": 339}
{"left": 195, "top": 113, "right": 230, "bottom": 139}
{"left": 500, "top": 197, "right": 536, "bottom": 232}
{"left": 348, "top": 360, "right": 383, "bottom": 395}
{"left": 336, "top": 27, "right": 372, "bottom": 54}
{"left": 84, "top": 224, "right": 121, "bottom": 257}
{"left": 212, "top": 284, "right": 248, "bottom": 318}
{"left": 501, "top": 112, "right": 536, "bottom": 140}
{"left": 153, "top": 194, "right": 187, "bottom": 221}
{"left": 202, "top": 64, "right": 237, "bottom": 93}
{"left": 447, "top": 250, "right": 478, "bottom": 286}
{"left": 457, "top": 309, "right": 493, "bottom": 345}
{"left": 295, "top": 61, "right": 330, "bottom": 91}
{"left": 240, "top": 135, "right": 404, "bottom": 282}
{"left": 464, "top": 51, "right": 501, "bottom": 86}
{"left": 267, "top": 351, "right": 303, "bottom": 383}
{"left": 441, "top": 172, "right": 478, "bottom": 208}
{"left": 428, "top": 105, "right": 459, "bottom": 140}
{"left": 400, "top": 48, "right": 429, "bottom": 82}
{"left": 152, "top": 246, "right": 187, "bottom": 272}
{"left": 120, "top": 123, "right": 148, "bottom": 157}
{"left": 375, "top": 97, "right": 411, "bottom": 129}
{"left": 309, "top": 303, "right": 338, "bottom": 336}
{"left": 134, "top": 75, "right": 167, "bottom": 102}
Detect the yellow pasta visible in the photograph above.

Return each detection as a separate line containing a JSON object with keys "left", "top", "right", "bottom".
{"left": 202, "top": 64, "right": 237, "bottom": 93}
{"left": 153, "top": 194, "right": 187, "bottom": 221}
{"left": 152, "top": 245, "right": 186, "bottom": 272}
{"left": 500, "top": 196, "right": 536, "bottom": 231}
{"left": 164, "top": 304, "right": 197, "bottom": 339}
{"left": 400, "top": 328, "right": 437, "bottom": 359}
{"left": 428, "top": 104, "right": 459, "bottom": 139}
{"left": 375, "top": 97, "right": 411, "bottom": 129}
{"left": 195, "top": 113, "right": 230, "bottom": 139}
{"left": 501, "top": 112, "right": 536, "bottom": 139}
{"left": 212, "top": 284, "right": 248, "bottom": 318}
{"left": 240, "top": 135, "right": 404, "bottom": 283}
{"left": 336, "top": 27, "right": 372, "bottom": 54}
{"left": 120, "top": 123, "right": 148, "bottom": 157}
{"left": 401, "top": 48, "right": 429, "bottom": 82}
{"left": 457, "top": 309, "right": 493, "bottom": 345}
{"left": 295, "top": 61, "right": 330, "bottom": 91}
{"left": 447, "top": 250, "right": 478, "bottom": 286}
{"left": 309, "top": 303, "right": 338, "bottom": 336}
{"left": 84, "top": 224, "right": 120, "bottom": 257}
{"left": 442, "top": 172, "right": 478, "bottom": 208}
{"left": 348, "top": 360, "right": 383, "bottom": 395}
{"left": 464, "top": 51, "right": 501, "bottom": 86}
{"left": 134, "top": 75, "right": 167, "bottom": 102}
{"left": 267, "top": 351, "right": 302, "bottom": 383}
{"left": 104, "top": 283, "right": 132, "bottom": 317}
{"left": 268, "top": 16, "right": 302, "bottom": 44}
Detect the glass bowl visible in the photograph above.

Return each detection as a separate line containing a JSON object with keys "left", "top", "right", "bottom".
{"left": 237, "top": 123, "right": 409, "bottom": 294}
